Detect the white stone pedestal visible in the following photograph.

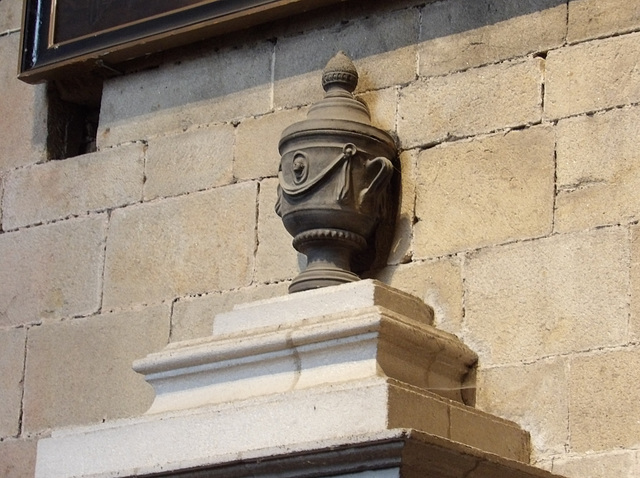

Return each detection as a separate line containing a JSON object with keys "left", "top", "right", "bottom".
{"left": 35, "top": 280, "right": 563, "bottom": 478}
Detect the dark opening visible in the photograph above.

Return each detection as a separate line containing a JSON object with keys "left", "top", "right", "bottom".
{"left": 46, "top": 79, "right": 102, "bottom": 160}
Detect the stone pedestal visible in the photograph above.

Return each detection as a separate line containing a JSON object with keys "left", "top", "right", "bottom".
{"left": 35, "top": 280, "right": 563, "bottom": 478}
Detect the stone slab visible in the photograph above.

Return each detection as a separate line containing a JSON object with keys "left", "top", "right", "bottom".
{"left": 555, "top": 106, "right": 640, "bottom": 232}
{"left": 568, "top": 0, "right": 640, "bottom": 43}
{"left": 0, "top": 216, "right": 107, "bottom": 326}
{"left": 35, "top": 378, "right": 531, "bottom": 478}
{"left": 0, "top": 34, "right": 47, "bottom": 171}
{"left": 3, "top": 144, "right": 144, "bottom": 230}
{"left": 545, "top": 32, "right": 640, "bottom": 119}
{"left": 212, "top": 280, "right": 433, "bottom": 336}
{"left": 22, "top": 305, "right": 170, "bottom": 433}
{"left": 97, "top": 42, "right": 272, "bottom": 147}
{"left": 144, "top": 125, "right": 234, "bottom": 200}
{"left": 413, "top": 127, "right": 555, "bottom": 258}
{"left": 399, "top": 58, "right": 543, "bottom": 149}
{"left": 102, "top": 183, "right": 257, "bottom": 310}
{"left": 464, "top": 228, "right": 629, "bottom": 365}
{"left": 0, "top": 327, "right": 26, "bottom": 437}
{"left": 0, "top": 438, "right": 37, "bottom": 478}
{"left": 419, "top": 0, "right": 565, "bottom": 77}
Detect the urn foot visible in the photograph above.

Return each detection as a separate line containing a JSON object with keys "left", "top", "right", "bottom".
{"left": 290, "top": 228, "right": 365, "bottom": 293}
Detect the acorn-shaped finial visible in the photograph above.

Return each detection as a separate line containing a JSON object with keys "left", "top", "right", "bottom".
{"left": 322, "top": 51, "right": 358, "bottom": 94}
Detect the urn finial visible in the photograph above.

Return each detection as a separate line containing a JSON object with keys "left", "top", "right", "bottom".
{"left": 322, "top": 51, "right": 358, "bottom": 95}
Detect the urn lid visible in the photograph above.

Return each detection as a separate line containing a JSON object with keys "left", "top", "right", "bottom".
{"left": 279, "top": 52, "right": 395, "bottom": 152}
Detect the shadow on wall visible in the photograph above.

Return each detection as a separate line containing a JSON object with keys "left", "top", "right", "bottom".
{"left": 97, "top": 0, "right": 565, "bottom": 143}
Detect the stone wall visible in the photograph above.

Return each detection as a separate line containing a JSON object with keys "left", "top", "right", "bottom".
{"left": 1, "top": 0, "right": 640, "bottom": 476}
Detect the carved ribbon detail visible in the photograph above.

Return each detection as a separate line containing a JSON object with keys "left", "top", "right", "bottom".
{"left": 278, "top": 143, "right": 357, "bottom": 197}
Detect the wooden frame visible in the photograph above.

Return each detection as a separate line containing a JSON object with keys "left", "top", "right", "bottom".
{"left": 19, "top": 0, "right": 340, "bottom": 84}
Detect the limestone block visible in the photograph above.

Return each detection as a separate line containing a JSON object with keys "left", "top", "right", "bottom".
{"left": 568, "top": 0, "right": 640, "bottom": 43}
{"left": 171, "top": 282, "right": 289, "bottom": 342}
{"left": 0, "top": 216, "right": 107, "bottom": 327}
{"left": 3, "top": 144, "right": 145, "bottom": 230}
{"left": 0, "top": 172, "right": 4, "bottom": 229}
{"left": 375, "top": 258, "right": 464, "bottom": 336}
{"left": 234, "top": 108, "right": 308, "bottom": 181}
{"left": 0, "top": 327, "right": 26, "bottom": 437}
{"left": 0, "top": 34, "right": 47, "bottom": 171}
{"left": 552, "top": 450, "right": 639, "bottom": 478}
{"left": 274, "top": 8, "right": 418, "bottom": 108}
{"left": 144, "top": 125, "right": 234, "bottom": 200}
{"left": 103, "top": 183, "right": 257, "bottom": 309}
{"left": 0, "top": 438, "right": 37, "bottom": 478}
{"left": 399, "top": 58, "right": 543, "bottom": 149}
{"left": 22, "top": 304, "right": 170, "bottom": 433}
{"left": 464, "top": 228, "right": 629, "bottom": 365}
{"left": 357, "top": 87, "right": 398, "bottom": 135}
{"left": 631, "top": 223, "right": 640, "bottom": 340}
{"left": 98, "top": 42, "right": 272, "bottom": 148}
{"left": 476, "top": 358, "right": 568, "bottom": 457}
{"left": 545, "top": 33, "right": 640, "bottom": 120}
{"left": 413, "top": 127, "right": 554, "bottom": 258}
{"left": 255, "top": 178, "right": 303, "bottom": 283}
{"left": 0, "top": 0, "right": 22, "bottom": 33}
{"left": 419, "top": 0, "right": 565, "bottom": 77}
{"left": 555, "top": 106, "right": 640, "bottom": 232}
{"left": 569, "top": 347, "right": 640, "bottom": 452}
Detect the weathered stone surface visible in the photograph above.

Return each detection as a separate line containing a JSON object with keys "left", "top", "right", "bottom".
{"left": 255, "top": 178, "right": 303, "bottom": 284}
{"left": 476, "top": 358, "right": 568, "bottom": 457}
{"left": 0, "top": 327, "right": 25, "bottom": 437}
{"left": 0, "top": 0, "right": 22, "bottom": 33}
{"left": 103, "top": 183, "right": 257, "bottom": 309}
{"left": 569, "top": 347, "right": 640, "bottom": 452}
{"left": 375, "top": 257, "right": 464, "bottom": 336}
{"left": 3, "top": 144, "right": 145, "bottom": 229}
{"left": 274, "top": 8, "right": 418, "bottom": 108}
{"left": 145, "top": 125, "right": 234, "bottom": 200}
{"left": 98, "top": 42, "right": 272, "bottom": 148}
{"left": 464, "top": 228, "right": 629, "bottom": 365}
{"left": 448, "top": 403, "right": 530, "bottom": 463}
{"left": 631, "top": 223, "right": 640, "bottom": 341}
{"left": 171, "top": 282, "right": 289, "bottom": 342}
{"left": 552, "top": 449, "right": 639, "bottom": 478}
{"left": 545, "top": 33, "right": 640, "bottom": 120}
{"left": 22, "top": 304, "right": 170, "bottom": 433}
{"left": 419, "top": 0, "right": 565, "bottom": 77}
{"left": 568, "top": 0, "right": 640, "bottom": 43}
{"left": 357, "top": 87, "right": 398, "bottom": 135}
{"left": 399, "top": 58, "right": 543, "bottom": 148}
{"left": 0, "top": 438, "right": 37, "bottom": 478}
{"left": 555, "top": 106, "right": 640, "bottom": 232}
{"left": 0, "top": 216, "right": 107, "bottom": 327}
{"left": 234, "top": 108, "right": 307, "bottom": 181}
{"left": 0, "top": 34, "right": 47, "bottom": 171}
{"left": 413, "top": 127, "right": 554, "bottom": 258}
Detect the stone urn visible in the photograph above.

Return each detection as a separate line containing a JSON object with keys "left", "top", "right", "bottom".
{"left": 276, "top": 52, "right": 398, "bottom": 293}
